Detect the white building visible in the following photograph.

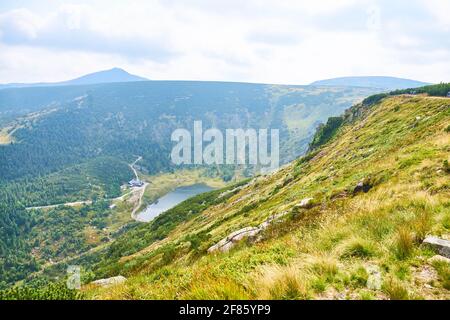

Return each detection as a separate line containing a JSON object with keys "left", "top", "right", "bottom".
{"left": 128, "top": 179, "right": 144, "bottom": 187}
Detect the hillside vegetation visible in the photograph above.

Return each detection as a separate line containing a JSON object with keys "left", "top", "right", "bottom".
{"left": 86, "top": 94, "right": 449, "bottom": 300}
{"left": 0, "top": 82, "right": 377, "bottom": 287}
{"left": 0, "top": 82, "right": 377, "bottom": 183}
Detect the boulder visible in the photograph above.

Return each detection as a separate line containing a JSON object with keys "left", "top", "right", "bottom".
{"left": 91, "top": 275, "right": 127, "bottom": 287}
{"left": 423, "top": 236, "right": 450, "bottom": 258}
{"left": 353, "top": 177, "right": 372, "bottom": 194}
{"left": 296, "top": 197, "right": 314, "bottom": 209}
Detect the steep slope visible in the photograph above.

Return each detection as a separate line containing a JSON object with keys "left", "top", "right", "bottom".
{"left": 311, "top": 76, "right": 430, "bottom": 90}
{"left": 86, "top": 94, "right": 449, "bottom": 300}
{"left": 0, "top": 68, "right": 147, "bottom": 90}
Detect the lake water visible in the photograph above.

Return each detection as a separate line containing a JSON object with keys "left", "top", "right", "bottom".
{"left": 135, "top": 183, "right": 214, "bottom": 222}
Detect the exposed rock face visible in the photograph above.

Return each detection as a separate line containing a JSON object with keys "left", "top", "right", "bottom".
{"left": 91, "top": 275, "right": 127, "bottom": 287}
{"left": 423, "top": 236, "right": 450, "bottom": 258}
{"left": 295, "top": 198, "right": 314, "bottom": 209}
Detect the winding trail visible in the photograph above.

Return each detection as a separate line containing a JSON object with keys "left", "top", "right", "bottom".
{"left": 127, "top": 156, "right": 149, "bottom": 221}
{"left": 129, "top": 156, "right": 142, "bottom": 180}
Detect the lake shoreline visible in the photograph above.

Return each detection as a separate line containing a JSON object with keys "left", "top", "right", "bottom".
{"left": 134, "top": 183, "right": 215, "bottom": 222}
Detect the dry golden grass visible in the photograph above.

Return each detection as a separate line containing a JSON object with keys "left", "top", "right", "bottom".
{"left": 253, "top": 265, "right": 311, "bottom": 300}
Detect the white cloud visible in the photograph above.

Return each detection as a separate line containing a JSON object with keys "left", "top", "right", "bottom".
{"left": 0, "top": 0, "right": 448, "bottom": 84}
{"left": 423, "top": 0, "right": 450, "bottom": 30}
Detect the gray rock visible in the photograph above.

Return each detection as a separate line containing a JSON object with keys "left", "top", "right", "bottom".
{"left": 423, "top": 236, "right": 450, "bottom": 258}
{"left": 208, "top": 211, "right": 292, "bottom": 254}
{"left": 295, "top": 198, "right": 314, "bottom": 209}
{"left": 91, "top": 275, "right": 127, "bottom": 287}
{"left": 208, "top": 227, "right": 261, "bottom": 253}
{"left": 366, "top": 265, "right": 382, "bottom": 290}
{"left": 229, "top": 227, "right": 260, "bottom": 242}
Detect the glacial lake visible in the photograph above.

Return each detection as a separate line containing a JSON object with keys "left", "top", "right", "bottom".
{"left": 135, "top": 183, "right": 214, "bottom": 222}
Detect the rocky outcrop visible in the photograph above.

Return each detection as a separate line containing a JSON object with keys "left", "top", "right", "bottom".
{"left": 423, "top": 236, "right": 450, "bottom": 258}
{"left": 91, "top": 275, "right": 127, "bottom": 287}
{"left": 208, "top": 196, "right": 319, "bottom": 254}
{"left": 208, "top": 211, "right": 290, "bottom": 253}
{"left": 207, "top": 227, "right": 260, "bottom": 253}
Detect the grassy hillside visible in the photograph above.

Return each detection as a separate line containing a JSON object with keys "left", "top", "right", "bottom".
{"left": 85, "top": 94, "right": 449, "bottom": 300}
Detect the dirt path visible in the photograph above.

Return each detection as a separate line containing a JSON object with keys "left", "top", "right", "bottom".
{"left": 26, "top": 200, "right": 93, "bottom": 210}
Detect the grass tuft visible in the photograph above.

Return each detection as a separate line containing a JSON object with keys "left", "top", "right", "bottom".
{"left": 340, "top": 238, "right": 376, "bottom": 259}
{"left": 394, "top": 227, "right": 415, "bottom": 260}
{"left": 256, "top": 266, "right": 310, "bottom": 300}
{"left": 382, "top": 277, "right": 410, "bottom": 300}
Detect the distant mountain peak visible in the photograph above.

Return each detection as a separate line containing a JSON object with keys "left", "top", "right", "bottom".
{"left": 0, "top": 68, "right": 149, "bottom": 90}
{"left": 64, "top": 68, "right": 148, "bottom": 86}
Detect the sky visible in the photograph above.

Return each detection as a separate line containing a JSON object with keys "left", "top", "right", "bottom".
{"left": 0, "top": 0, "right": 449, "bottom": 84}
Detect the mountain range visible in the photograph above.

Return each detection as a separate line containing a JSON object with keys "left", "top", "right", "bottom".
{"left": 0, "top": 68, "right": 431, "bottom": 91}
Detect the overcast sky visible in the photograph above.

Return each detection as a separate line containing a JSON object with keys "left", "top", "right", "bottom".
{"left": 0, "top": 0, "right": 449, "bottom": 84}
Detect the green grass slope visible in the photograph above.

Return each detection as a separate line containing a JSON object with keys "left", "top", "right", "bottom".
{"left": 84, "top": 94, "right": 449, "bottom": 300}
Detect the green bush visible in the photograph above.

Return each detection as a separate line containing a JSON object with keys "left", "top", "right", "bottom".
{"left": 309, "top": 116, "right": 344, "bottom": 150}
{"left": 362, "top": 93, "right": 389, "bottom": 106}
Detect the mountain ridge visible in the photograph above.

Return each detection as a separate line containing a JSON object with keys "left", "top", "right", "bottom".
{"left": 310, "top": 76, "right": 430, "bottom": 90}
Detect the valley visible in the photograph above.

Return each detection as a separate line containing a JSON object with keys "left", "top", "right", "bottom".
{"left": 0, "top": 78, "right": 448, "bottom": 300}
